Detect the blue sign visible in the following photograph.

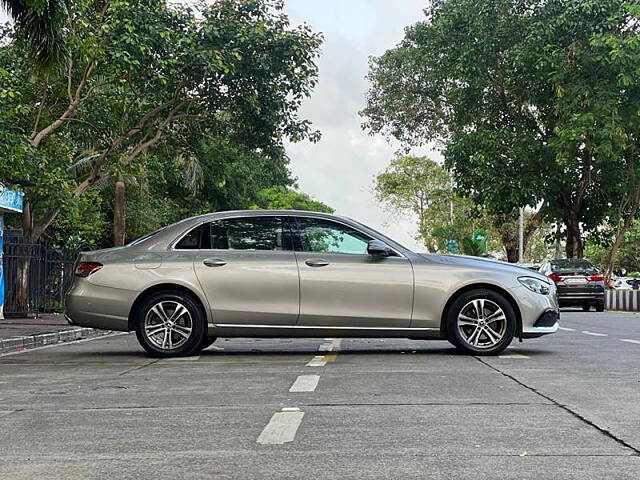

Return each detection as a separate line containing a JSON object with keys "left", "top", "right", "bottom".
{"left": 0, "top": 184, "right": 24, "bottom": 213}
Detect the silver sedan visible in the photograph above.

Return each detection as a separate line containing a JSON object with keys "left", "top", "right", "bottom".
{"left": 65, "top": 210, "right": 559, "bottom": 357}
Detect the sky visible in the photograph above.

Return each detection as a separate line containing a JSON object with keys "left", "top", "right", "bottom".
{"left": 0, "top": 1, "right": 440, "bottom": 250}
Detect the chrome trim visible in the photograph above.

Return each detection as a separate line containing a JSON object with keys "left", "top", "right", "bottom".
{"left": 168, "top": 213, "right": 406, "bottom": 258}
{"left": 213, "top": 323, "right": 438, "bottom": 331}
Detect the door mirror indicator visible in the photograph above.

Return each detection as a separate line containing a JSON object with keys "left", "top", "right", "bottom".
{"left": 367, "top": 239, "right": 391, "bottom": 257}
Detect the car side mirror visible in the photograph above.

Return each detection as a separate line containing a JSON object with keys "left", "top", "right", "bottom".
{"left": 367, "top": 239, "right": 391, "bottom": 257}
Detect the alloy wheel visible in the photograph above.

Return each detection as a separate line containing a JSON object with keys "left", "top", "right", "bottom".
{"left": 143, "top": 301, "right": 193, "bottom": 350}
{"left": 457, "top": 298, "right": 507, "bottom": 350}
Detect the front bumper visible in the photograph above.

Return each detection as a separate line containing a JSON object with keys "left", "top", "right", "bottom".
{"left": 510, "top": 285, "right": 560, "bottom": 338}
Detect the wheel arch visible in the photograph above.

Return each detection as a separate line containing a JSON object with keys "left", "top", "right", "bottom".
{"left": 128, "top": 283, "right": 209, "bottom": 331}
{"left": 440, "top": 283, "right": 522, "bottom": 341}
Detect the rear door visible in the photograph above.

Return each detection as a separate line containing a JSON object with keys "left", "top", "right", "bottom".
{"left": 292, "top": 217, "right": 413, "bottom": 328}
{"left": 193, "top": 216, "right": 300, "bottom": 326}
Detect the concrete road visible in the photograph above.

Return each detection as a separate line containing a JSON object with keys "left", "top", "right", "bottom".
{"left": 0, "top": 311, "right": 638, "bottom": 479}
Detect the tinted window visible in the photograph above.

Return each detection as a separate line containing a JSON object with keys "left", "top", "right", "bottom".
{"left": 209, "top": 217, "right": 288, "bottom": 251}
{"left": 550, "top": 259, "right": 597, "bottom": 275}
{"left": 297, "top": 218, "right": 371, "bottom": 254}
{"left": 175, "top": 225, "right": 202, "bottom": 250}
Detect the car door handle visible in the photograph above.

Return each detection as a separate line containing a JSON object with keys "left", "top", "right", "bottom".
{"left": 203, "top": 258, "right": 227, "bottom": 267}
{"left": 305, "top": 259, "right": 330, "bottom": 267}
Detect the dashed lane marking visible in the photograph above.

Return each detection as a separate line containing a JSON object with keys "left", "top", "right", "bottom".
{"left": 582, "top": 331, "right": 608, "bottom": 337}
{"left": 620, "top": 339, "right": 640, "bottom": 345}
{"left": 257, "top": 408, "right": 305, "bottom": 445}
{"left": 559, "top": 327, "right": 576, "bottom": 331}
{"left": 498, "top": 352, "right": 530, "bottom": 359}
{"left": 306, "top": 356, "right": 327, "bottom": 367}
{"left": 289, "top": 375, "right": 320, "bottom": 392}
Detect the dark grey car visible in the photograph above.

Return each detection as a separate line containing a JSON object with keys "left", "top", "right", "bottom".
{"left": 539, "top": 259, "right": 605, "bottom": 311}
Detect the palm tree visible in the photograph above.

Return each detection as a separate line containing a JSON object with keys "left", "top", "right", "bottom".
{"left": 1, "top": 0, "right": 69, "bottom": 67}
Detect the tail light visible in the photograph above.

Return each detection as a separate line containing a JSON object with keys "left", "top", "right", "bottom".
{"left": 588, "top": 275, "right": 604, "bottom": 282}
{"left": 74, "top": 262, "right": 103, "bottom": 277}
{"left": 548, "top": 274, "right": 563, "bottom": 282}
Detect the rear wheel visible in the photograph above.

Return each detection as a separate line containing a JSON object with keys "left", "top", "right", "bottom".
{"left": 134, "top": 291, "right": 205, "bottom": 357}
{"left": 595, "top": 302, "right": 605, "bottom": 312}
{"left": 582, "top": 304, "right": 591, "bottom": 312}
{"left": 446, "top": 289, "right": 516, "bottom": 356}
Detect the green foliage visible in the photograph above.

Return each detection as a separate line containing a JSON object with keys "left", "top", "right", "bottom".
{"left": 0, "top": 0, "right": 323, "bottom": 246}
{"left": 375, "top": 156, "right": 500, "bottom": 253}
{"left": 250, "top": 186, "right": 333, "bottom": 213}
{"left": 363, "top": 0, "right": 640, "bottom": 258}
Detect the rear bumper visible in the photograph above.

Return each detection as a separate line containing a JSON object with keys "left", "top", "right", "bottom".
{"left": 558, "top": 292, "right": 604, "bottom": 305}
{"left": 65, "top": 280, "right": 135, "bottom": 332}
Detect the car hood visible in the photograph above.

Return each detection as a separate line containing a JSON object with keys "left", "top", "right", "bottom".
{"left": 418, "top": 253, "right": 549, "bottom": 281}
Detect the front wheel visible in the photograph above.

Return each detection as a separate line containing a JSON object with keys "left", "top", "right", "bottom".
{"left": 446, "top": 289, "right": 516, "bottom": 356}
{"left": 134, "top": 291, "right": 206, "bottom": 358}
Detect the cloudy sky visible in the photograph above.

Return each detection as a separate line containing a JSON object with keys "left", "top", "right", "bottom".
{"left": 0, "top": 1, "right": 440, "bottom": 250}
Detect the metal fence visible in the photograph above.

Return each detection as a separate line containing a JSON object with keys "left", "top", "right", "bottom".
{"left": 2, "top": 232, "right": 80, "bottom": 316}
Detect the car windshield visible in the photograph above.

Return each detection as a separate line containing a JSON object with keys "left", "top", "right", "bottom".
{"left": 550, "top": 259, "right": 598, "bottom": 275}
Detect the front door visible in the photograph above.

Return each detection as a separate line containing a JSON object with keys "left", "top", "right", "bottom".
{"left": 194, "top": 216, "right": 299, "bottom": 326}
{"left": 294, "top": 217, "right": 413, "bottom": 328}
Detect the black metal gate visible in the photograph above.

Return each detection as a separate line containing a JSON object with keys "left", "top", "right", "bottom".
{"left": 2, "top": 232, "right": 80, "bottom": 315}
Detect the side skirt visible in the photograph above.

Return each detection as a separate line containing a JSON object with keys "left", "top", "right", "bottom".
{"left": 208, "top": 323, "right": 445, "bottom": 339}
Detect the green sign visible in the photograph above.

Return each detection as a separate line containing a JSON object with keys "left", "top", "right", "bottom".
{"left": 472, "top": 231, "right": 488, "bottom": 253}
{"left": 445, "top": 239, "right": 458, "bottom": 253}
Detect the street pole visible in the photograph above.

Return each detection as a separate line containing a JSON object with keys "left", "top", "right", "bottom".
{"left": 518, "top": 207, "right": 524, "bottom": 264}
{"left": 0, "top": 213, "right": 4, "bottom": 320}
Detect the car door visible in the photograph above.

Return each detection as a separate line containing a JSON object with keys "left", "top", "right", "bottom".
{"left": 293, "top": 217, "right": 413, "bottom": 328}
{"left": 193, "top": 216, "right": 300, "bottom": 326}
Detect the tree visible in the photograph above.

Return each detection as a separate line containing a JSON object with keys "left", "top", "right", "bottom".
{"left": 374, "top": 156, "right": 499, "bottom": 254}
{"left": 0, "top": 0, "right": 322, "bottom": 310}
{"left": 250, "top": 186, "right": 333, "bottom": 213}
{"left": 0, "top": 0, "right": 69, "bottom": 67}
{"left": 362, "top": 0, "right": 640, "bottom": 259}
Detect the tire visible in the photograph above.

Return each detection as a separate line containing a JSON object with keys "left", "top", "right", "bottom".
{"left": 134, "top": 290, "right": 206, "bottom": 358}
{"left": 200, "top": 336, "right": 217, "bottom": 350}
{"left": 595, "top": 302, "right": 605, "bottom": 312}
{"left": 582, "top": 304, "right": 591, "bottom": 312}
{"left": 446, "top": 289, "right": 516, "bottom": 356}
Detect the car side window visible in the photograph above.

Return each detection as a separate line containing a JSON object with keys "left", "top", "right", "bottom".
{"left": 296, "top": 218, "right": 371, "bottom": 254}
{"left": 174, "top": 224, "right": 203, "bottom": 250}
{"left": 208, "top": 216, "right": 291, "bottom": 251}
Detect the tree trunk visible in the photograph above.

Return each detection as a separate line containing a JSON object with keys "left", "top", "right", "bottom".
{"left": 14, "top": 199, "right": 33, "bottom": 313}
{"left": 113, "top": 181, "right": 126, "bottom": 247}
{"left": 603, "top": 184, "right": 640, "bottom": 283}
{"left": 564, "top": 213, "right": 583, "bottom": 259}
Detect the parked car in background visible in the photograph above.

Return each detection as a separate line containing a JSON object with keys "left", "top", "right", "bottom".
{"left": 612, "top": 277, "right": 638, "bottom": 290}
{"left": 65, "top": 210, "right": 559, "bottom": 357}
{"left": 539, "top": 259, "right": 605, "bottom": 312}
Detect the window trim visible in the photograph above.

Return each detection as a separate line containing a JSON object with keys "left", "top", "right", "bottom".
{"left": 169, "top": 213, "right": 405, "bottom": 257}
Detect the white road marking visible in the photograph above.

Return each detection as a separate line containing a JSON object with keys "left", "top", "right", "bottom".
{"left": 257, "top": 409, "right": 305, "bottom": 445}
{"left": 559, "top": 327, "right": 576, "bottom": 331}
{"left": 582, "top": 331, "right": 608, "bottom": 337}
{"left": 620, "top": 339, "right": 640, "bottom": 345}
{"left": 498, "top": 353, "right": 530, "bottom": 359}
{"left": 164, "top": 355, "right": 200, "bottom": 362}
{"left": 289, "top": 375, "right": 320, "bottom": 393}
{"left": 318, "top": 343, "right": 333, "bottom": 352}
{"left": 306, "top": 356, "right": 327, "bottom": 367}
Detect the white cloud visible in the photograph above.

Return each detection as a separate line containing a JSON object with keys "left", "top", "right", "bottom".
{"left": 284, "top": 0, "right": 441, "bottom": 251}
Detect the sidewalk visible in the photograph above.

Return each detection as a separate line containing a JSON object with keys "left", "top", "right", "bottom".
{"left": 0, "top": 313, "right": 115, "bottom": 354}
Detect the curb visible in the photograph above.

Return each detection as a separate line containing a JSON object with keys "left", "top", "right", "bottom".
{"left": 0, "top": 327, "right": 115, "bottom": 354}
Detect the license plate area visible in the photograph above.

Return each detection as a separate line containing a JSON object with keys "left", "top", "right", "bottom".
{"left": 565, "top": 277, "right": 587, "bottom": 285}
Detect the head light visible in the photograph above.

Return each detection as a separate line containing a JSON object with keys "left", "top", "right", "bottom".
{"left": 518, "top": 276, "right": 551, "bottom": 295}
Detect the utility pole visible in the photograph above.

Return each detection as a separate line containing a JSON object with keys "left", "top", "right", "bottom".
{"left": 518, "top": 207, "right": 524, "bottom": 264}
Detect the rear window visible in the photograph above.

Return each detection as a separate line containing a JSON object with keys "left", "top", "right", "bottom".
{"left": 550, "top": 260, "right": 598, "bottom": 275}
